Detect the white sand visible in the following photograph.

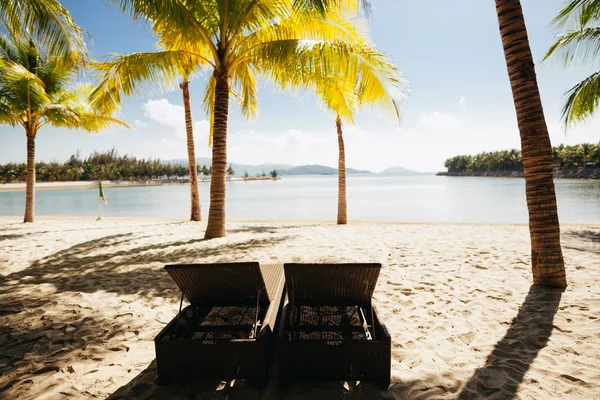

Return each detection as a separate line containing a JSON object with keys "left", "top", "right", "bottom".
{"left": 0, "top": 219, "right": 598, "bottom": 399}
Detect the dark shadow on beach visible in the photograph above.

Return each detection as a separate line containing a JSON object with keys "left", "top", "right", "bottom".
{"left": 563, "top": 229, "right": 600, "bottom": 255}
{"left": 0, "top": 233, "right": 293, "bottom": 297}
{"left": 227, "top": 224, "right": 308, "bottom": 235}
{"left": 107, "top": 359, "right": 403, "bottom": 399}
{"left": 565, "top": 229, "right": 600, "bottom": 243}
{"left": 458, "top": 285, "right": 563, "bottom": 400}
{"left": 0, "top": 233, "right": 27, "bottom": 241}
{"left": 0, "top": 232, "right": 294, "bottom": 398}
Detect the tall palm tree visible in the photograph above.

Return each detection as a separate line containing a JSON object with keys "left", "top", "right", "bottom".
{"left": 283, "top": 41, "right": 406, "bottom": 224}
{"left": 494, "top": 0, "right": 566, "bottom": 287}
{"left": 325, "top": 54, "right": 404, "bottom": 225}
{"left": 92, "top": 48, "right": 204, "bottom": 221}
{"left": 95, "top": 0, "right": 377, "bottom": 239}
{"left": 0, "top": 36, "right": 128, "bottom": 223}
{"left": 544, "top": 0, "right": 600, "bottom": 125}
{"left": 0, "top": 0, "right": 86, "bottom": 64}
{"left": 180, "top": 77, "right": 202, "bottom": 221}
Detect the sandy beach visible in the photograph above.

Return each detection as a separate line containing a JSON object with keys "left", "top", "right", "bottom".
{"left": 0, "top": 219, "right": 598, "bottom": 399}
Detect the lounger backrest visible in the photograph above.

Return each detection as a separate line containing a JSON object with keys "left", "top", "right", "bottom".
{"left": 284, "top": 263, "right": 381, "bottom": 306}
{"left": 165, "top": 262, "right": 270, "bottom": 306}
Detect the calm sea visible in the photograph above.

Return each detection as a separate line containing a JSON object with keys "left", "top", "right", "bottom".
{"left": 1, "top": 175, "right": 599, "bottom": 223}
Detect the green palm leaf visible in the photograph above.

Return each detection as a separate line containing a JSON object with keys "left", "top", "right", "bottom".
{"left": 0, "top": 0, "right": 86, "bottom": 65}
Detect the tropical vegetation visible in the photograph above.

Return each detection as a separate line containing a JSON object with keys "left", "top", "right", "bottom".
{"left": 0, "top": 150, "right": 189, "bottom": 183}
{"left": 494, "top": 0, "right": 566, "bottom": 287}
{"left": 92, "top": 0, "right": 383, "bottom": 239}
{"left": 444, "top": 143, "right": 600, "bottom": 173}
{"left": 545, "top": 0, "right": 600, "bottom": 125}
{"left": 0, "top": 35, "right": 127, "bottom": 223}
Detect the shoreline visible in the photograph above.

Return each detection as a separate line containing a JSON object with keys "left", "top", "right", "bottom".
{"left": 0, "top": 215, "right": 598, "bottom": 227}
{"left": 437, "top": 169, "right": 600, "bottom": 179}
{"left": 0, "top": 177, "right": 279, "bottom": 192}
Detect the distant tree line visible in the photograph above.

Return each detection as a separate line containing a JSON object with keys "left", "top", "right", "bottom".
{"left": 444, "top": 143, "right": 600, "bottom": 173}
{"left": 0, "top": 149, "right": 189, "bottom": 183}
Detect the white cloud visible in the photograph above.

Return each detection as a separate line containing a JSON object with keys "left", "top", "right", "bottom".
{"left": 459, "top": 97, "right": 468, "bottom": 112}
{"left": 142, "top": 98, "right": 210, "bottom": 144}
{"left": 133, "top": 101, "right": 600, "bottom": 173}
{"left": 144, "top": 99, "right": 185, "bottom": 128}
{"left": 418, "top": 112, "right": 464, "bottom": 132}
{"left": 134, "top": 119, "right": 148, "bottom": 127}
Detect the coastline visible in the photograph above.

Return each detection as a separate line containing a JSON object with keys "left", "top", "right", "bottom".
{"left": 437, "top": 169, "right": 600, "bottom": 179}
{"left": 1, "top": 215, "right": 599, "bottom": 226}
{"left": 0, "top": 176, "right": 279, "bottom": 192}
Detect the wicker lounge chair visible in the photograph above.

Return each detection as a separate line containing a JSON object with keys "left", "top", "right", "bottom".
{"left": 278, "top": 263, "right": 391, "bottom": 389}
{"left": 154, "top": 262, "right": 285, "bottom": 387}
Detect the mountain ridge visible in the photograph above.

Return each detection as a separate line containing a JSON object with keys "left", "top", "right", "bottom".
{"left": 167, "top": 158, "right": 424, "bottom": 176}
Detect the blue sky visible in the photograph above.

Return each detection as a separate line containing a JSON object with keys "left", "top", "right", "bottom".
{"left": 1, "top": 0, "right": 599, "bottom": 172}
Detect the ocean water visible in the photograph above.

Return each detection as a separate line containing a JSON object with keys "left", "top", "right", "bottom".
{"left": 1, "top": 175, "right": 599, "bottom": 223}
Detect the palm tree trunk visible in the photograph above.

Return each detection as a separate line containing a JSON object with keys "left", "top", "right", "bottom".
{"left": 336, "top": 117, "right": 347, "bottom": 225}
{"left": 495, "top": 0, "right": 566, "bottom": 288}
{"left": 24, "top": 132, "right": 36, "bottom": 223}
{"left": 204, "top": 71, "right": 229, "bottom": 239}
{"left": 180, "top": 81, "right": 201, "bottom": 222}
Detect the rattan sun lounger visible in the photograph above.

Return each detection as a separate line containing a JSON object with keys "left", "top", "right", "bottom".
{"left": 278, "top": 263, "right": 391, "bottom": 389}
{"left": 154, "top": 262, "right": 285, "bottom": 387}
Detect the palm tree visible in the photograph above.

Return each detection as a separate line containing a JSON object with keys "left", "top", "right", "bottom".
{"left": 315, "top": 48, "right": 405, "bottom": 225}
{"left": 95, "top": 0, "right": 377, "bottom": 238}
{"left": 0, "top": 35, "right": 128, "bottom": 223}
{"left": 93, "top": 49, "right": 203, "bottom": 221}
{"left": 0, "top": 0, "right": 86, "bottom": 64}
{"left": 494, "top": 0, "right": 566, "bottom": 287}
{"left": 270, "top": 32, "right": 406, "bottom": 224}
{"left": 544, "top": 0, "right": 600, "bottom": 125}
{"left": 180, "top": 78, "right": 202, "bottom": 221}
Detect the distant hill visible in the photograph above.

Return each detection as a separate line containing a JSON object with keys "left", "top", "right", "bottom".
{"left": 168, "top": 158, "right": 292, "bottom": 177}
{"left": 378, "top": 166, "right": 430, "bottom": 176}
{"left": 167, "top": 158, "right": 373, "bottom": 176}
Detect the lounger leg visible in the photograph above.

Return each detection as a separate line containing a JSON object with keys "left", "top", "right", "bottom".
{"left": 175, "top": 289, "right": 185, "bottom": 338}
{"left": 252, "top": 288, "right": 262, "bottom": 338}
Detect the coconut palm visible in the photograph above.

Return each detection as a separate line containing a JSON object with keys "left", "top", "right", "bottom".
{"left": 318, "top": 49, "right": 404, "bottom": 225}
{"left": 94, "top": 0, "right": 378, "bottom": 238}
{"left": 494, "top": 0, "right": 566, "bottom": 287}
{"left": 544, "top": 0, "right": 600, "bottom": 125}
{"left": 92, "top": 46, "right": 204, "bottom": 221}
{"left": 276, "top": 39, "right": 405, "bottom": 224}
{"left": 0, "top": 0, "right": 86, "bottom": 64}
{"left": 0, "top": 35, "right": 128, "bottom": 223}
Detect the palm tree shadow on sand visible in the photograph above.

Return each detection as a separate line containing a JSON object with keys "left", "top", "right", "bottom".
{"left": 458, "top": 285, "right": 563, "bottom": 400}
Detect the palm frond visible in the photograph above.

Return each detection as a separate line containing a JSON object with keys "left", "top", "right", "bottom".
{"left": 203, "top": 75, "right": 216, "bottom": 146}
{"left": 553, "top": 0, "right": 600, "bottom": 30}
{"left": 562, "top": 71, "right": 600, "bottom": 125}
{"left": 0, "top": 0, "right": 87, "bottom": 65}
{"left": 293, "top": 0, "right": 371, "bottom": 15}
{"left": 108, "top": 0, "right": 220, "bottom": 61}
{"left": 231, "top": 63, "right": 259, "bottom": 119}
{"left": 1, "top": 60, "right": 51, "bottom": 110}
{"left": 89, "top": 51, "right": 206, "bottom": 114}
{"left": 545, "top": 27, "right": 600, "bottom": 67}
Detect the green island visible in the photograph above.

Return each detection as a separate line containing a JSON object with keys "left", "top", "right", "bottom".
{"left": 0, "top": 150, "right": 277, "bottom": 183}
{"left": 439, "top": 143, "right": 600, "bottom": 179}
